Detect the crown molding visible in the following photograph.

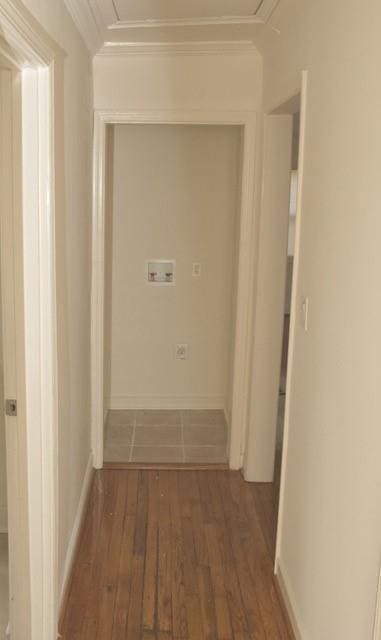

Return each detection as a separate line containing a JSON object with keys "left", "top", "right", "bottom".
{"left": 108, "top": 15, "right": 264, "bottom": 30}
{"left": 63, "top": 0, "right": 103, "bottom": 53}
{"left": 255, "top": 0, "right": 280, "bottom": 21}
{"left": 98, "top": 40, "right": 259, "bottom": 57}
{"left": 0, "top": 0, "right": 60, "bottom": 65}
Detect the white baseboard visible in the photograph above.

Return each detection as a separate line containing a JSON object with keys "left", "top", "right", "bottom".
{"left": 0, "top": 506, "right": 8, "bottom": 533}
{"left": 276, "top": 558, "right": 306, "bottom": 640}
{"left": 59, "top": 452, "right": 94, "bottom": 607}
{"left": 108, "top": 395, "right": 225, "bottom": 410}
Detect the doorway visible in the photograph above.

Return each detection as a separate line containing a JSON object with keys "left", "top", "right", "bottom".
{"left": 0, "top": 4, "right": 61, "bottom": 634}
{"left": 91, "top": 110, "right": 257, "bottom": 470}
{"left": 102, "top": 123, "right": 242, "bottom": 466}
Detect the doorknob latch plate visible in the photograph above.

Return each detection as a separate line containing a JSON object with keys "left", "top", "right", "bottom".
{"left": 5, "top": 399, "right": 17, "bottom": 416}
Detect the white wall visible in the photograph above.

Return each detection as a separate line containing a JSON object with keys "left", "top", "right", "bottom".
{"left": 106, "top": 124, "right": 241, "bottom": 412}
{"left": 94, "top": 52, "right": 262, "bottom": 112}
{"left": 21, "top": 0, "right": 93, "bottom": 595}
{"left": 256, "top": 1, "right": 381, "bottom": 638}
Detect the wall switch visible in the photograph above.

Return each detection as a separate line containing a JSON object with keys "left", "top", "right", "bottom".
{"left": 175, "top": 343, "right": 188, "bottom": 360}
{"left": 301, "top": 296, "right": 309, "bottom": 331}
{"left": 192, "top": 262, "right": 202, "bottom": 277}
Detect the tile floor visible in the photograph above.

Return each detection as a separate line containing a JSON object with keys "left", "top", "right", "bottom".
{"left": 104, "top": 409, "right": 228, "bottom": 464}
{"left": 0, "top": 534, "right": 9, "bottom": 640}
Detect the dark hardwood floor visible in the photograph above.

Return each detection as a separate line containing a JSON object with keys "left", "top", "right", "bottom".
{"left": 60, "top": 469, "right": 291, "bottom": 639}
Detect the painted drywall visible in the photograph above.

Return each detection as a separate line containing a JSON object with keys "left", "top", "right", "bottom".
{"left": 21, "top": 0, "right": 93, "bottom": 595}
{"left": 255, "top": 1, "right": 381, "bottom": 638}
{"left": 94, "top": 52, "right": 262, "bottom": 112}
{"left": 105, "top": 124, "right": 241, "bottom": 412}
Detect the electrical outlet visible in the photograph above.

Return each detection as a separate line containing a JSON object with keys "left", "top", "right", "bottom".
{"left": 175, "top": 343, "right": 188, "bottom": 360}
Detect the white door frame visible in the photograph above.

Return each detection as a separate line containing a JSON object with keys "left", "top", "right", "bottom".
{"left": 0, "top": 2, "right": 60, "bottom": 638}
{"left": 91, "top": 109, "right": 257, "bottom": 469}
{"left": 274, "top": 72, "right": 308, "bottom": 568}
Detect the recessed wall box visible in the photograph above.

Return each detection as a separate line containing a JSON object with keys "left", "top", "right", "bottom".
{"left": 146, "top": 259, "right": 176, "bottom": 285}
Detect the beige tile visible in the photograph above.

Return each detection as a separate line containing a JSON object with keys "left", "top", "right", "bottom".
{"left": 183, "top": 425, "right": 226, "bottom": 447}
{"left": 132, "top": 446, "right": 183, "bottom": 463}
{"left": 182, "top": 409, "right": 226, "bottom": 427}
{"left": 105, "top": 424, "right": 134, "bottom": 446}
{"left": 136, "top": 409, "right": 181, "bottom": 426}
{"left": 104, "top": 445, "right": 131, "bottom": 463}
{"left": 107, "top": 410, "right": 135, "bottom": 426}
{"left": 134, "top": 425, "right": 182, "bottom": 447}
{"left": 184, "top": 446, "right": 227, "bottom": 464}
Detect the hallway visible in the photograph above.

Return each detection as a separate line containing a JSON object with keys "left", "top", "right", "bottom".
{"left": 60, "top": 470, "right": 291, "bottom": 639}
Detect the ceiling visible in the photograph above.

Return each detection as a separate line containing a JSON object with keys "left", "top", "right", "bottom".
{"left": 64, "top": 0, "right": 279, "bottom": 53}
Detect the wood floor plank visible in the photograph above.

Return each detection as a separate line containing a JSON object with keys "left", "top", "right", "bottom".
{"left": 158, "top": 472, "right": 173, "bottom": 632}
{"left": 215, "top": 595, "right": 233, "bottom": 640}
{"left": 169, "top": 473, "right": 188, "bottom": 639}
{"left": 142, "top": 472, "right": 160, "bottom": 631}
{"left": 126, "top": 471, "right": 149, "bottom": 637}
{"left": 61, "top": 469, "right": 294, "bottom": 640}
{"left": 111, "top": 524, "right": 135, "bottom": 637}
{"left": 197, "top": 565, "right": 218, "bottom": 640}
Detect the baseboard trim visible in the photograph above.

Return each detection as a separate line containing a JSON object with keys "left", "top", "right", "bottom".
{"left": 108, "top": 395, "right": 225, "bottom": 410}
{"left": 59, "top": 452, "right": 94, "bottom": 620}
{"left": 0, "top": 506, "right": 8, "bottom": 533}
{"left": 275, "top": 558, "right": 305, "bottom": 640}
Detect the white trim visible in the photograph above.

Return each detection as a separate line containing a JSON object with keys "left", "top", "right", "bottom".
{"left": 0, "top": 507, "right": 7, "bottom": 533}
{"left": 22, "top": 64, "right": 59, "bottom": 640}
{"left": 276, "top": 559, "right": 305, "bottom": 640}
{"left": 59, "top": 453, "right": 94, "bottom": 607}
{"left": 98, "top": 40, "right": 259, "bottom": 57}
{"left": 63, "top": 0, "right": 103, "bottom": 53}
{"left": 0, "top": 0, "right": 59, "bottom": 65}
{"left": 108, "top": 395, "right": 225, "bottom": 411}
{"left": 91, "top": 109, "right": 257, "bottom": 470}
{"left": 0, "top": 2, "right": 60, "bottom": 638}
{"left": 109, "top": 15, "right": 264, "bottom": 30}
{"left": 275, "top": 72, "right": 309, "bottom": 565}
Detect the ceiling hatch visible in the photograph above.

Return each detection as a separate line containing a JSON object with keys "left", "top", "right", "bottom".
{"left": 104, "top": 0, "right": 279, "bottom": 27}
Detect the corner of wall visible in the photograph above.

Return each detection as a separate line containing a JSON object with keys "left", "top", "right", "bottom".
{"left": 276, "top": 557, "right": 306, "bottom": 640}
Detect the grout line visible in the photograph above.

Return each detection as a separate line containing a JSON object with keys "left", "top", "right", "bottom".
{"left": 129, "top": 410, "right": 137, "bottom": 462}
{"left": 180, "top": 410, "right": 185, "bottom": 463}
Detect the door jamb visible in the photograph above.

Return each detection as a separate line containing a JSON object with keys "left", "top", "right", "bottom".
{"left": 91, "top": 110, "right": 257, "bottom": 470}
{"left": 274, "top": 71, "right": 309, "bottom": 569}
{"left": 0, "top": 2, "right": 61, "bottom": 638}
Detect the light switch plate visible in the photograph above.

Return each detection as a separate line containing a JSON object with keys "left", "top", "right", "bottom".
{"left": 192, "top": 262, "right": 202, "bottom": 277}
{"left": 301, "top": 296, "right": 309, "bottom": 331}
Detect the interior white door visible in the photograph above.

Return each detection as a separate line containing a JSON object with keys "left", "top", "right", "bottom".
{"left": 244, "top": 114, "right": 293, "bottom": 482}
